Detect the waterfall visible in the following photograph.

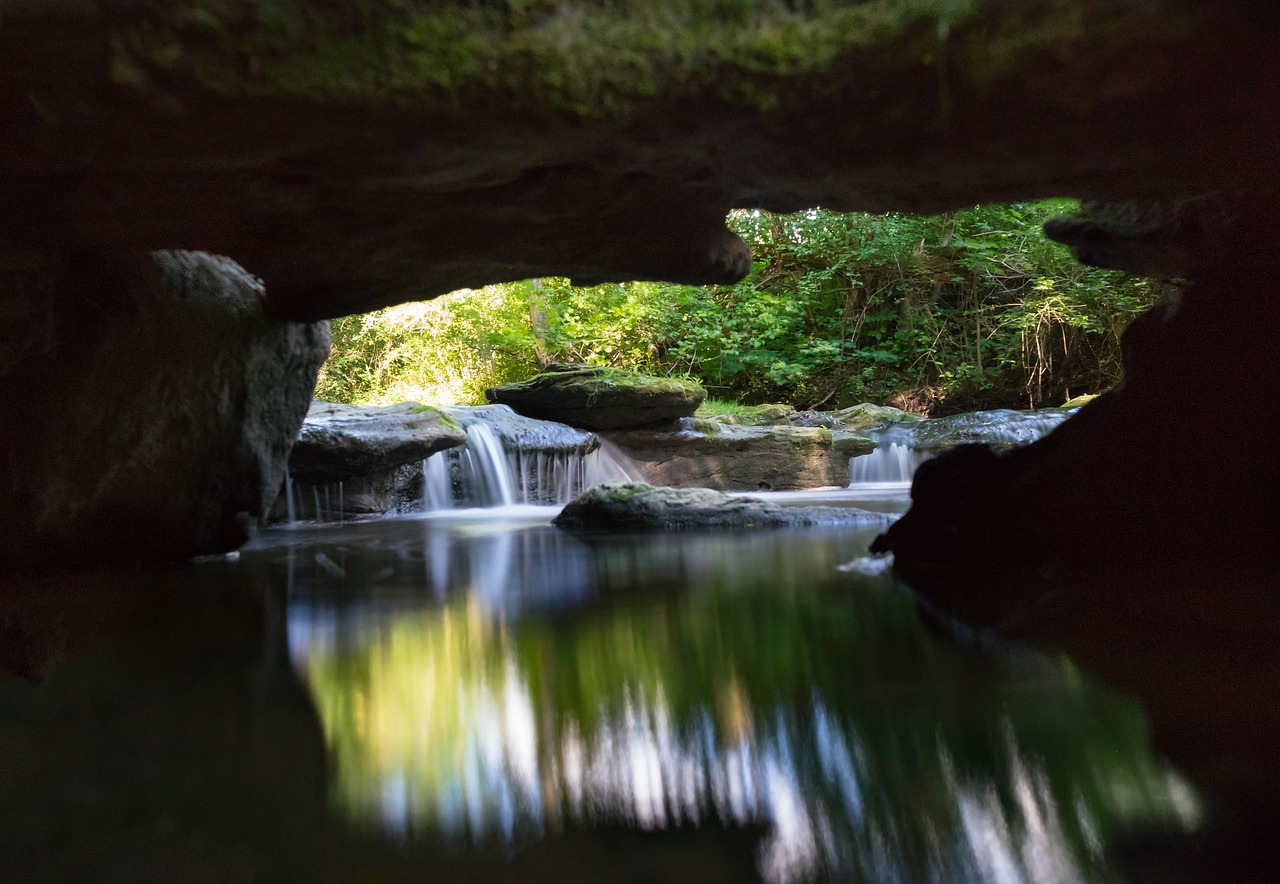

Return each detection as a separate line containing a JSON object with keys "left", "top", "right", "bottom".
{"left": 461, "top": 422, "right": 516, "bottom": 506}
{"left": 847, "top": 441, "right": 931, "bottom": 485}
{"left": 421, "top": 420, "right": 643, "bottom": 512}
{"left": 422, "top": 451, "right": 453, "bottom": 511}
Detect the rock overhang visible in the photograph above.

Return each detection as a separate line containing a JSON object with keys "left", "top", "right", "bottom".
{"left": 3, "top": 1, "right": 1279, "bottom": 321}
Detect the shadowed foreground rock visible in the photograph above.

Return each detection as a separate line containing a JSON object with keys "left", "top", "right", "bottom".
{"left": 5, "top": 2, "right": 1279, "bottom": 321}
{"left": 554, "top": 482, "right": 892, "bottom": 532}
{"left": 0, "top": 251, "right": 329, "bottom": 567}
{"left": 873, "top": 204, "right": 1280, "bottom": 579}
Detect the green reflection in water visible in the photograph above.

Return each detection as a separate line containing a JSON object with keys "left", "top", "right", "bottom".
{"left": 278, "top": 521, "right": 1199, "bottom": 883}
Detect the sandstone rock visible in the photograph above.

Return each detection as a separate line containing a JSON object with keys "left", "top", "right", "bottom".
{"left": 554, "top": 482, "right": 892, "bottom": 532}
{"left": 486, "top": 364, "right": 705, "bottom": 430}
{"left": 1, "top": 251, "right": 329, "bottom": 566}
{"left": 604, "top": 424, "right": 875, "bottom": 491}
{"left": 289, "top": 400, "right": 466, "bottom": 484}
{"left": 826, "top": 404, "right": 924, "bottom": 432}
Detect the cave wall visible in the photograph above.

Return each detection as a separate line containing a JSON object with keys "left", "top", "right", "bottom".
{"left": 4, "top": 0, "right": 1280, "bottom": 566}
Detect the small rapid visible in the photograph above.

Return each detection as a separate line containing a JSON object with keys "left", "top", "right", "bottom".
{"left": 846, "top": 407, "right": 1078, "bottom": 490}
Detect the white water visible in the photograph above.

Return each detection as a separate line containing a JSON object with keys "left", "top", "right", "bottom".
{"left": 847, "top": 442, "right": 930, "bottom": 486}
{"left": 846, "top": 408, "right": 1077, "bottom": 490}
{"left": 421, "top": 427, "right": 643, "bottom": 512}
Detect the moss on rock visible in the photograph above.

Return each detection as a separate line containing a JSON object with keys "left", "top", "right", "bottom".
{"left": 486, "top": 364, "right": 705, "bottom": 430}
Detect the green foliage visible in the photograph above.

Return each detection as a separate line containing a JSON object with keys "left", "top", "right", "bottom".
{"left": 318, "top": 200, "right": 1161, "bottom": 413}
{"left": 314, "top": 286, "right": 535, "bottom": 405}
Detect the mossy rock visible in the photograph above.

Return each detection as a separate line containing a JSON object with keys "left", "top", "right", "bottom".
{"left": 694, "top": 403, "right": 793, "bottom": 426}
{"left": 486, "top": 364, "right": 705, "bottom": 430}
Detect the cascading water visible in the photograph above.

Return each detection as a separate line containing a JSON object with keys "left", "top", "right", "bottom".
{"left": 847, "top": 407, "right": 1078, "bottom": 489}
{"left": 421, "top": 410, "right": 643, "bottom": 511}
{"left": 847, "top": 429, "right": 931, "bottom": 486}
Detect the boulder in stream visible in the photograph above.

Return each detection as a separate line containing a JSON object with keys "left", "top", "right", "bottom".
{"left": 486, "top": 364, "right": 705, "bottom": 430}
{"left": 554, "top": 482, "right": 892, "bottom": 532}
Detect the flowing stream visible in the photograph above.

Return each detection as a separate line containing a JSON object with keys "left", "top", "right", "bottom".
{"left": 0, "top": 406, "right": 1204, "bottom": 883}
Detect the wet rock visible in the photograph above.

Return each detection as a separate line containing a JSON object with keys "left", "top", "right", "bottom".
{"left": 905, "top": 408, "right": 1076, "bottom": 452}
{"left": 440, "top": 404, "right": 599, "bottom": 455}
{"left": 554, "top": 482, "right": 891, "bottom": 532}
{"left": 289, "top": 400, "right": 466, "bottom": 484}
{"left": 1, "top": 250, "right": 329, "bottom": 566}
{"left": 278, "top": 403, "right": 609, "bottom": 522}
{"left": 486, "top": 364, "right": 705, "bottom": 430}
{"left": 825, "top": 404, "right": 924, "bottom": 431}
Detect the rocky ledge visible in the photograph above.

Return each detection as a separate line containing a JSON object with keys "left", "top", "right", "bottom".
{"left": 553, "top": 482, "right": 893, "bottom": 532}
{"left": 289, "top": 400, "right": 466, "bottom": 484}
{"left": 605, "top": 403, "right": 919, "bottom": 490}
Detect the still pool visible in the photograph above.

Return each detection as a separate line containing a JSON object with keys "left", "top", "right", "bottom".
{"left": 0, "top": 507, "right": 1199, "bottom": 883}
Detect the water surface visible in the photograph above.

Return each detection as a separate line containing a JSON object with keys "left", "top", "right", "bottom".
{"left": 258, "top": 510, "right": 1198, "bottom": 883}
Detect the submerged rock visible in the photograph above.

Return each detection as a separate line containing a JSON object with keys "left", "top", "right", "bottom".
{"left": 486, "top": 364, "right": 705, "bottom": 430}
{"left": 553, "top": 482, "right": 891, "bottom": 532}
{"left": 289, "top": 400, "right": 466, "bottom": 483}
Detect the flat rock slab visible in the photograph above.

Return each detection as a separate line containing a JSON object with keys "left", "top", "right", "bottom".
{"left": 486, "top": 364, "right": 705, "bottom": 430}
{"left": 553, "top": 482, "right": 893, "bottom": 532}
{"left": 289, "top": 401, "right": 467, "bottom": 483}
{"left": 605, "top": 424, "right": 876, "bottom": 491}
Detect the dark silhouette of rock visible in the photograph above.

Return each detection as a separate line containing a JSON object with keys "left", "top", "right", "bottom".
{"left": 486, "top": 364, "right": 705, "bottom": 430}
{"left": 4, "top": 3, "right": 1279, "bottom": 321}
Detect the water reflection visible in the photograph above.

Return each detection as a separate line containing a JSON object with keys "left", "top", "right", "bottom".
{"left": 256, "top": 517, "right": 1202, "bottom": 883}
